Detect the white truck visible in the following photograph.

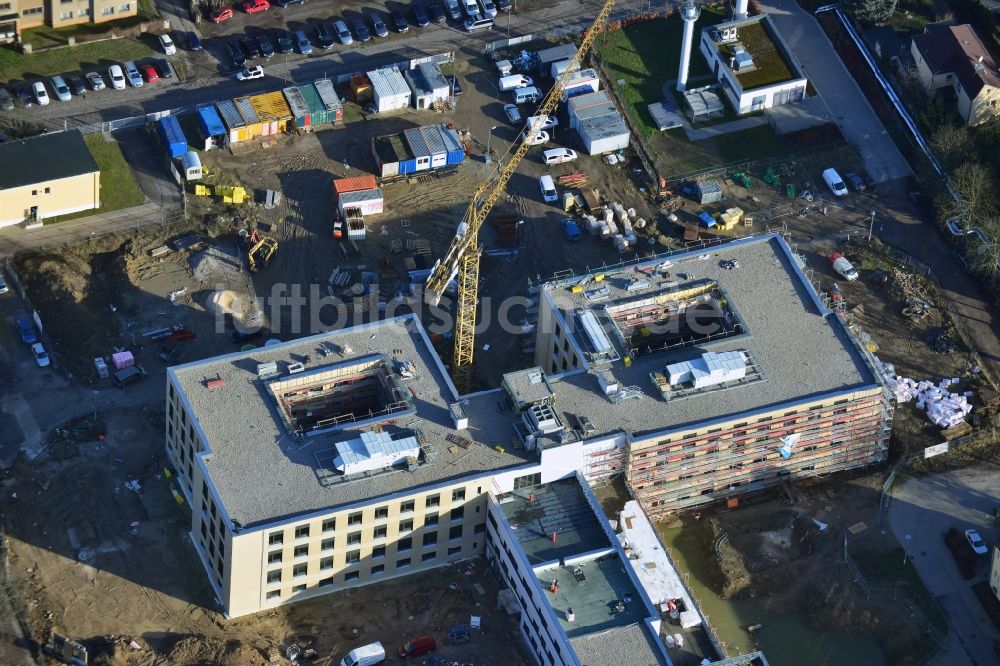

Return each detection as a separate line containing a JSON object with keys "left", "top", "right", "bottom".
{"left": 499, "top": 74, "right": 533, "bottom": 91}
{"left": 339, "top": 642, "right": 385, "bottom": 666}
{"left": 829, "top": 252, "right": 859, "bottom": 281}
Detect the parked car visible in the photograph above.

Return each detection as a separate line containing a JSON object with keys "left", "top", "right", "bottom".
{"left": 32, "top": 81, "right": 50, "bottom": 105}
{"left": 50, "top": 75, "right": 71, "bottom": 101}
{"left": 0, "top": 87, "right": 12, "bottom": 110}
{"left": 113, "top": 365, "right": 146, "bottom": 388}
{"left": 86, "top": 71, "right": 106, "bottom": 90}
{"left": 391, "top": 10, "right": 409, "bottom": 32}
{"left": 241, "top": 37, "right": 261, "bottom": 59}
{"left": 478, "top": 0, "right": 498, "bottom": 18}
{"left": 124, "top": 61, "right": 144, "bottom": 87}
{"left": 429, "top": 2, "right": 447, "bottom": 22}
{"left": 520, "top": 129, "right": 549, "bottom": 146}
{"left": 294, "top": 29, "right": 314, "bottom": 54}
{"left": 273, "top": 0, "right": 303, "bottom": 5}
{"left": 844, "top": 171, "right": 865, "bottom": 191}
{"left": 186, "top": 31, "right": 203, "bottom": 51}
{"left": 350, "top": 16, "right": 371, "bottom": 42}
{"left": 16, "top": 317, "right": 37, "bottom": 344}
{"left": 256, "top": 33, "right": 275, "bottom": 57}
{"left": 398, "top": 636, "right": 436, "bottom": 659}
{"left": 333, "top": 19, "right": 353, "bottom": 45}
{"left": 243, "top": 0, "right": 270, "bottom": 13}
{"left": 140, "top": 64, "right": 159, "bottom": 83}
{"left": 527, "top": 114, "right": 557, "bottom": 130}
{"left": 542, "top": 147, "right": 577, "bottom": 165}
{"left": 159, "top": 33, "right": 176, "bottom": 55}
{"left": 15, "top": 85, "right": 33, "bottom": 107}
{"left": 31, "top": 342, "right": 50, "bottom": 367}
{"left": 497, "top": 0, "right": 512, "bottom": 10}
{"left": 274, "top": 30, "right": 293, "bottom": 53}
{"left": 503, "top": 103, "right": 521, "bottom": 123}
{"left": 68, "top": 76, "right": 86, "bottom": 95}
{"left": 561, "top": 218, "right": 582, "bottom": 241}
{"left": 108, "top": 64, "right": 127, "bottom": 90}
{"left": 155, "top": 58, "right": 173, "bottom": 78}
{"left": 965, "top": 528, "right": 988, "bottom": 555}
{"left": 227, "top": 41, "right": 247, "bottom": 68}
{"left": 210, "top": 5, "right": 234, "bottom": 22}
{"left": 822, "top": 167, "right": 848, "bottom": 197}
{"left": 829, "top": 252, "right": 859, "bottom": 281}
{"left": 412, "top": 3, "right": 430, "bottom": 26}
{"left": 0, "top": 273, "right": 8, "bottom": 293}
{"left": 315, "top": 22, "right": 335, "bottom": 48}
{"left": 367, "top": 10, "right": 389, "bottom": 37}
{"left": 236, "top": 65, "right": 265, "bottom": 81}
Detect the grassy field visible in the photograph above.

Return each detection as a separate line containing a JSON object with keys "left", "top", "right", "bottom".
{"left": 45, "top": 134, "right": 145, "bottom": 224}
{"left": 853, "top": 546, "right": 950, "bottom": 634}
{"left": 0, "top": 38, "right": 154, "bottom": 82}
{"left": 726, "top": 20, "right": 796, "bottom": 89}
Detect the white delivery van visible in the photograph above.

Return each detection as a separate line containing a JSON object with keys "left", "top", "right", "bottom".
{"left": 339, "top": 641, "right": 385, "bottom": 666}
{"left": 543, "top": 148, "right": 577, "bottom": 165}
{"left": 462, "top": 0, "right": 479, "bottom": 17}
{"left": 464, "top": 15, "right": 494, "bottom": 31}
{"left": 540, "top": 174, "right": 558, "bottom": 203}
{"left": 512, "top": 86, "right": 540, "bottom": 104}
{"left": 499, "top": 74, "right": 533, "bottom": 91}
{"left": 822, "top": 168, "right": 848, "bottom": 197}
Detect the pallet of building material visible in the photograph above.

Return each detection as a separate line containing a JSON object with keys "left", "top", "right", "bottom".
{"left": 941, "top": 421, "right": 972, "bottom": 440}
{"left": 405, "top": 239, "right": 432, "bottom": 256}
{"left": 557, "top": 172, "right": 588, "bottom": 187}
{"left": 581, "top": 188, "right": 602, "bottom": 213}
{"left": 683, "top": 224, "right": 700, "bottom": 242}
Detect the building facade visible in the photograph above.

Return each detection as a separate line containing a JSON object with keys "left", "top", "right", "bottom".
{"left": 910, "top": 24, "right": 1000, "bottom": 126}
{"left": 0, "top": 0, "right": 137, "bottom": 39}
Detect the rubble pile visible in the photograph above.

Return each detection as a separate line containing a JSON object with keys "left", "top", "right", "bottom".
{"left": 888, "top": 376, "right": 973, "bottom": 428}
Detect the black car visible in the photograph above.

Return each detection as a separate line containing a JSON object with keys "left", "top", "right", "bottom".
{"left": 15, "top": 85, "right": 33, "bottom": 107}
{"left": 391, "top": 10, "right": 409, "bottom": 32}
{"left": 156, "top": 58, "right": 174, "bottom": 78}
{"left": 412, "top": 3, "right": 430, "bottom": 26}
{"left": 429, "top": 2, "right": 446, "bottom": 22}
{"left": 497, "top": 0, "right": 512, "bottom": 10}
{"left": 349, "top": 16, "right": 371, "bottom": 41}
{"left": 274, "top": 29, "right": 293, "bottom": 53}
{"left": 187, "top": 31, "right": 203, "bottom": 51}
{"left": 844, "top": 172, "right": 866, "bottom": 191}
{"left": 241, "top": 37, "right": 261, "bottom": 59}
{"left": 70, "top": 76, "right": 87, "bottom": 95}
{"left": 315, "top": 22, "right": 335, "bottom": 48}
{"left": 0, "top": 87, "right": 13, "bottom": 111}
{"left": 256, "top": 34, "right": 275, "bottom": 57}
{"left": 227, "top": 41, "right": 247, "bottom": 68}
{"left": 368, "top": 10, "right": 389, "bottom": 37}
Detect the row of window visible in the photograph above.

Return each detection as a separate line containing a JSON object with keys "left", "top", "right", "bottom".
{"left": 266, "top": 523, "right": 479, "bottom": 565}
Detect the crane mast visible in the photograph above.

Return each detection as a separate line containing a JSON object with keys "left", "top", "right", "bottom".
{"left": 424, "top": 0, "right": 619, "bottom": 390}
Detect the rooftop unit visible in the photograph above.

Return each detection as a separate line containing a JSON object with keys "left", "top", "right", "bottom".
{"left": 503, "top": 367, "right": 556, "bottom": 413}
{"left": 332, "top": 430, "right": 421, "bottom": 476}
{"left": 730, "top": 43, "right": 755, "bottom": 71}
{"left": 666, "top": 350, "right": 747, "bottom": 388}
{"left": 514, "top": 401, "right": 573, "bottom": 451}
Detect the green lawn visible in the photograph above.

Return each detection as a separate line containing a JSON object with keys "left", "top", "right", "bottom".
{"left": 715, "top": 124, "right": 786, "bottom": 163}
{"left": 725, "top": 20, "right": 797, "bottom": 90}
{"left": 0, "top": 38, "right": 154, "bottom": 81}
{"left": 45, "top": 134, "right": 144, "bottom": 224}
{"left": 854, "top": 546, "right": 950, "bottom": 634}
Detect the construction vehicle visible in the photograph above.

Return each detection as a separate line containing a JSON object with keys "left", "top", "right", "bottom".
{"left": 43, "top": 633, "right": 88, "bottom": 665}
{"left": 424, "top": 0, "right": 619, "bottom": 390}
{"left": 246, "top": 228, "right": 278, "bottom": 272}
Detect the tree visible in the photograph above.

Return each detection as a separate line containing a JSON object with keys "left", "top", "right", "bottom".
{"left": 930, "top": 124, "right": 974, "bottom": 172}
{"left": 844, "top": 0, "right": 898, "bottom": 24}
{"left": 952, "top": 162, "right": 996, "bottom": 223}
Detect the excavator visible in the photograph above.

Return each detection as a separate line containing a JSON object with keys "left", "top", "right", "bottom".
{"left": 246, "top": 228, "right": 278, "bottom": 272}
{"left": 424, "top": 0, "right": 619, "bottom": 391}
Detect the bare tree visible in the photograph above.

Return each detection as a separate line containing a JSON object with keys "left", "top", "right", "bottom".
{"left": 930, "top": 125, "right": 973, "bottom": 172}
{"left": 941, "top": 162, "right": 996, "bottom": 226}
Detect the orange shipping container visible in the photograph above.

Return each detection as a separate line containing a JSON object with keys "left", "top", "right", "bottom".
{"left": 350, "top": 74, "right": 372, "bottom": 103}
{"left": 332, "top": 175, "right": 378, "bottom": 203}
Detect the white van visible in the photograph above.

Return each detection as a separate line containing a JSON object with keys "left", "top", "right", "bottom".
{"left": 543, "top": 148, "right": 577, "bottom": 165}
{"left": 540, "top": 174, "right": 558, "bottom": 203}
{"left": 499, "top": 74, "right": 533, "bottom": 91}
{"left": 462, "top": 0, "right": 479, "bottom": 17}
{"left": 512, "top": 86, "right": 540, "bottom": 104}
{"left": 822, "top": 168, "right": 848, "bottom": 197}
{"left": 464, "top": 15, "right": 494, "bottom": 31}
{"left": 339, "top": 641, "right": 385, "bottom": 666}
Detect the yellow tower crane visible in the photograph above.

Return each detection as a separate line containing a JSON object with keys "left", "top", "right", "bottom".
{"left": 424, "top": 0, "right": 619, "bottom": 391}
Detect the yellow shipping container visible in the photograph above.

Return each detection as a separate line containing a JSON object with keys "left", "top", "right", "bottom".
{"left": 250, "top": 91, "right": 293, "bottom": 134}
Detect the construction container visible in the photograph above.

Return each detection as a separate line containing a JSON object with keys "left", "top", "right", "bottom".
{"left": 367, "top": 68, "right": 410, "bottom": 113}
{"left": 403, "top": 62, "right": 451, "bottom": 110}
{"left": 332, "top": 174, "right": 378, "bottom": 203}
{"left": 551, "top": 58, "right": 580, "bottom": 79}
{"left": 157, "top": 115, "right": 187, "bottom": 158}
{"left": 696, "top": 180, "right": 723, "bottom": 204}
{"left": 338, "top": 188, "right": 384, "bottom": 217}
{"left": 216, "top": 99, "right": 248, "bottom": 144}
{"left": 562, "top": 192, "right": 575, "bottom": 212}
{"left": 313, "top": 79, "right": 343, "bottom": 124}
{"left": 250, "top": 91, "right": 292, "bottom": 135}
{"left": 372, "top": 123, "right": 465, "bottom": 178}
{"left": 182, "top": 151, "right": 203, "bottom": 181}
{"left": 345, "top": 215, "right": 366, "bottom": 240}
{"left": 196, "top": 105, "right": 227, "bottom": 150}
{"left": 235, "top": 96, "right": 265, "bottom": 139}
{"left": 560, "top": 68, "right": 600, "bottom": 100}
{"left": 536, "top": 43, "right": 578, "bottom": 69}
{"left": 349, "top": 74, "right": 372, "bottom": 103}
{"left": 282, "top": 85, "right": 311, "bottom": 129}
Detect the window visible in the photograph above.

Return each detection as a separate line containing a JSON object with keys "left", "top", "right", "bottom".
{"left": 322, "top": 518, "right": 336, "bottom": 532}
{"left": 370, "top": 564, "right": 384, "bottom": 575}
{"left": 397, "top": 558, "right": 411, "bottom": 568}
{"left": 267, "top": 551, "right": 282, "bottom": 564}
{"left": 452, "top": 488, "right": 466, "bottom": 502}
{"left": 372, "top": 546, "right": 386, "bottom": 559}
{"left": 513, "top": 473, "right": 541, "bottom": 490}
{"left": 423, "top": 533, "right": 438, "bottom": 546}
{"left": 60, "top": 11, "right": 72, "bottom": 19}
{"left": 292, "top": 584, "right": 306, "bottom": 593}
{"left": 295, "top": 525, "right": 310, "bottom": 540}
{"left": 346, "top": 550, "right": 360, "bottom": 564}
{"left": 268, "top": 532, "right": 284, "bottom": 546}
{"left": 321, "top": 538, "right": 334, "bottom": 551}
{"left": 22, "top": 5, "right": 42, "bottom": 14}
{"left": 474, "top": 524, "right": 485, "bottom": 535}
{"left": 267, "top": 570, "right": 281, "bottom": 584}
{"left": 348, "top": 512, "right": 363, "bottom": 526}
{"left": 449, "top": 525, "right": 463, "bottom": 540}
{"left": 31, "top": 190, "right": 37, "bottom": 196}
{"left": 448, "top": 546, "right": 462, "bottom": 557}
{"left": 320, "top": 557, "right": 333, "bottom": 570}
{"left": 347, "top": 532, "right": 362, "bottom": 546}
{"left": 425, "top": 494, "right": 440, "bottom": 508}
{"left": 422, "top": 552, "right": 436, "bottom": 562}
{"left": 345, "top": 571, "right": 360, "bottom": 581}
{"left": 374, "top": 507, "right": 389, "bottom": 520}
{"left": 424, "top": 513, "right": 438, "bottom": 527}
{"left": 120, "top": 3, "right": 131, "bottom": 10}
{"left": 101, "top": 6, "right": 114, "bottom": 14}
{"left": 78, "top": 7, "right": 90, "bottom": 15}
{"left": 293, "top": 563, "right": 307, "bottom": 577}
{"left": 400, "top": 500, "right": 415, "bottom": 514}
{"left": 398, "top": 537, "right": 412, "bottom": 552}
{"left": 294, "top": 545, "right": 309, "bottom": 558}
{"left": 399, "top": 519, "right": 413, "bottom": 533}
{"left": 373, "top": 525, "right": 388, "bottom": 539}
{"left": 450, "top": 507, "right": 464, "bottom": 521}
{"left": 266, "top": 590, "right": 280, "bottom": 599}
{"left": 319, "top": 577, "right": 334, "bottom": 587}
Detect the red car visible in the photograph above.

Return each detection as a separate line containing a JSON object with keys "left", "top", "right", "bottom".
{"left": 141, "top": 64, "right": 159, "bottom": 83}
{"left": 243, "top": 0, "right": 270, "bottom": 13}
{"left": 210, "top": 6, "right": 234, "bottom": 22}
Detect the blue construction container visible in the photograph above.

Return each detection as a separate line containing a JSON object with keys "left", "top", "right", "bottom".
{"left": 197, "top": 105, "right": 226, "bottom": 141}
{"left": 157, "top": 115, "right": 187, "bottom": 159}
{"left": 372, "top": 123, "right": 464, "bottom": 178}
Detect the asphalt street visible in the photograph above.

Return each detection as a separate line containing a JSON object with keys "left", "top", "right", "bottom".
{"left": 889, "top": 465, "right": 1000, "bottom": 666}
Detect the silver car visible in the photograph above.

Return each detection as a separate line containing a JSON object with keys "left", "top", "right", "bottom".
{"left": 333, "top": 20, "right": 353, "bottom": 45}
{"left": 50, "top": 75, "right": 72, "bottom": 102}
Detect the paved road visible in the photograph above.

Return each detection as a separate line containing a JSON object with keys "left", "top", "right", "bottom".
{"left": 889, "top": 465, "right": 1000, "bottom": 666}
{"left": 758, "top": 0, "right": 911, "bottom": 184}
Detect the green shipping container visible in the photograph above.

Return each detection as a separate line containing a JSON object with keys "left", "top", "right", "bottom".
{"left": 301, "top": 83, "right": 337, "bottom": 127}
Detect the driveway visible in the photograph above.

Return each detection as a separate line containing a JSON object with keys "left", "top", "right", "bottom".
{"left": 757, "top": 0, "right": 911, "bottom": 183}
{"left": 888, "top": 466, "right": 1000, "bottom": 666}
